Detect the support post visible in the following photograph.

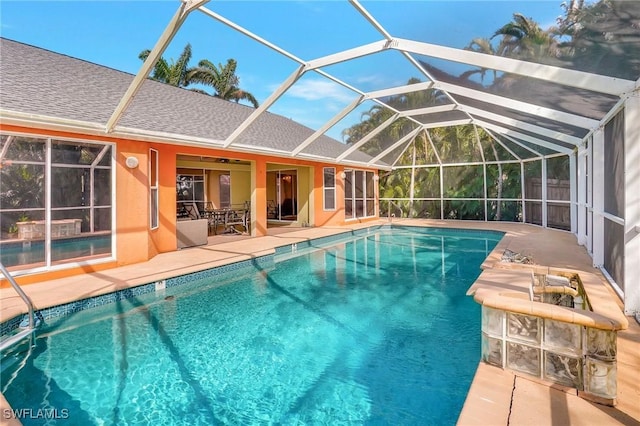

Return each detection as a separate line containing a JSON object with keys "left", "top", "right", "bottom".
{"left": 577, "top": 145, "right": 587, "bottom": 246}
{"left": 570, "top": 153, "right": 577, "bottom": 234}
{"left": 624, "top": 91, "right": 640, "bottom": 315}
{"left": 542, "top": 158, "right": 548, "bottom": 228}
{"left": 251, "top": 158, "right": 268, "bottom": 237}
{"left": 591, "top": 129, "right": 605, "bottom": 268}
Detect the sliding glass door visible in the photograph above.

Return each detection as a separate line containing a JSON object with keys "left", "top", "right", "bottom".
{"left": 267, "top": 170, "right": 297, "bottom": 221}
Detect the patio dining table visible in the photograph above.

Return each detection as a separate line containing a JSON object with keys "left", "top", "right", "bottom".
{"left": 204, "top": 207, "right": 250, "bottom": 235}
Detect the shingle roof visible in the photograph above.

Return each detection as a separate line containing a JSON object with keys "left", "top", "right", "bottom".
{"left": 0, "top": 38, "right": 377, "bottom": 165}
{"left": 1, "top": 38, "right": 130, "bottom": 124}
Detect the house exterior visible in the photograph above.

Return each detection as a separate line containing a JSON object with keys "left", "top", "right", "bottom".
{"left": 0, "top": 38, "right": 381, "bottom": 285}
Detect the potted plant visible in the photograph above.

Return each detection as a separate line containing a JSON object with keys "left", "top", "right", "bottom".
{"left": 7, "top": 224, "right": 18, "bottom": 239}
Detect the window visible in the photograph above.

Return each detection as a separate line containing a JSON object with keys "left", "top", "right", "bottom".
{"left": 150, "top": 149, "right": 158, "bottom": 229}
{"left": 219, "top": 174, "right": 231, "bottom": 208}
{"left": 267, "top": 170, "right": 298, "bottom": 221}
{"left": 0, "top": 134, "right": 113, "bottom": 270}
{"left": 355, "top": 170, "right": 364, "bottom": 217}
{"left": 366, "top": 171, "right": 375, "bottom": 216}
{"left": 176, "top": 173, "right": 205, "bottom": 218}
{"left": 323, "top": 167, "right": 336, "bottom": 210}
{"left": 344, "top": 169, "right": 376, "bottom": 220}
{"left": 345, "top": 170, "right": 353, "bottom": 219}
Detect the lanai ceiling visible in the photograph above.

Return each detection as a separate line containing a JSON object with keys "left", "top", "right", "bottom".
{"left": 108, "top": 0, "right": 640, "bottom": 170}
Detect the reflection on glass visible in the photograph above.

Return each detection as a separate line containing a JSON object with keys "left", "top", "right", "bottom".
{"left": 323, "top": 168, "right": 336, "bottom": 211}
{"left": 344, "top": 170, "right": 376, "bottom": 220}
{"left": 0, "top": 135, "right": 113, "bottom": 270}
{"left": 219, "top": 174, "right": 231, "bottom": 209}
{"left": 1, "top": 135, "right": 46, "bottom": 162}
{"left": 52, "top": 140, "right": 105, "bottom": 165}
{"left": 266, "top": 170, "right": 297, "bottom": 221}
{"left": 176, "top": 174, "right": 205, "bottom": 217}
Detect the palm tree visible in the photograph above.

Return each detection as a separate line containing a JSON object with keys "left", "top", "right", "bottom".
{"left": 341, "top": 105, "right": 388, "bottom": 145}
{"left": 462, "top": 38, "right": 499, "bottom": 83}
{"left": 139, "top": 43, "right": 195, "bottom": 88}
{"left": 491, "top": 13, "right": 560, "bottom": 61}
{"left": 139, "top": 45, "right": 259, "bottom": 107}
{"left": 367, "top": 1, "right": 637, "bottom": 222}
{"left": 556, "top": 0, "right": 640, "bottom": 79}
{"left": 343, "top": 78, "right": 446, "bottom": 157}
{"left": 189, "top": 58, "right": 259, "bottom": 107}
{"left": 556, "top": 0, "right": 586, "bottom": 35}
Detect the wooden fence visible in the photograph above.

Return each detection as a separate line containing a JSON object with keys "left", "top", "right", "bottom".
{"left": 525, "top": 178, "right": 571, "bottom": 230}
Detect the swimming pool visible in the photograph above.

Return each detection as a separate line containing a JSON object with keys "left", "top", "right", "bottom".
{"left": 1, "top": 227, "right": 502, "bottom": 425}
{"left": 0, "top": 234, "right": 111, "bottom": 267}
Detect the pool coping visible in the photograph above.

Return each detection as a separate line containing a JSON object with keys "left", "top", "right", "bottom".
{"left": 469, "top": 268, "right": 628, "bottom": 331}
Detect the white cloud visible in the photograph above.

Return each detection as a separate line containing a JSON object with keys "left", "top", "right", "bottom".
{"left": 354, "top": 73, "right": 408, "bottom": 91}
{"left": 286, "top": 79, "right": 355, "bottom": 104}
{"left": 355, "top": 74, "right": 384, "bottom": 85}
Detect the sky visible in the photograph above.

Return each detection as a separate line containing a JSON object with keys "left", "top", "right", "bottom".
{"left": 0, "top": 1, "right": 565, "bottom": 141}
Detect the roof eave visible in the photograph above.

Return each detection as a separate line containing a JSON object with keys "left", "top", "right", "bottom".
{"left": 0, "top": 110, "right": 386, "bottom": 170}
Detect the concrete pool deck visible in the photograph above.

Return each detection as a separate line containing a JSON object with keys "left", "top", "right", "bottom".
{"left": 1, "top": 220, "right": 639, "bottom": 425}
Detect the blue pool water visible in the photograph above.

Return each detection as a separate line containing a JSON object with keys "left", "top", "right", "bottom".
{"left": 1, "top": 227, "right": 502, "bottom": 425}
{"left": 0, "top": 235, "right": 111, "bottom": 267}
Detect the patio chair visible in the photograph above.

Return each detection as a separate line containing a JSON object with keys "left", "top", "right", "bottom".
{"left": 184, "top": 203, "right": 201, "bottom": 220}
{"left": 267, "top": 200, "right": 277, "bottom": 219}
{"left": 224, "top": 207, "right": 248, "bottom": 234}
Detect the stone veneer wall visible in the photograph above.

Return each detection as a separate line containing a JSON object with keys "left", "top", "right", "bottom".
{"left": 17, "top": 219, "right": 82, "bottom": 240}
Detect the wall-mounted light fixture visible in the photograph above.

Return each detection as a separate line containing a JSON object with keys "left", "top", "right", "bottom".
{"left": 340, "top": 171, "right": 346, "bottom": 179}
{"left": 373, "top": 174, "right": 380, "bottom": 181}
{"left": 125, "top": 156, "right": 139, "bottom": 169}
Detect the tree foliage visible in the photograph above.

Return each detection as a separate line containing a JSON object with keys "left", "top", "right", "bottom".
{"left": 138, "top": 44, "right": 259, "bottom": 107}
{"left": 189, "top": 58, "right": 259, "bottom": 107}
{"left": 355, "top": 0, "right": 635, "bottom": 222}
{"left": 139, "top": 44, "right": 195, "bottom": 88}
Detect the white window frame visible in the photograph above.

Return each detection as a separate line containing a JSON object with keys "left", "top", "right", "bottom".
{"left": 150, "top": 148, "right": 158, "bottom": 229}
{"left": 323, "top": 167, "right": 336, "bottom": 211}
{"left": 344, "top": 169, "right": 376, "bottom": 220}
{"left": 0, "top": 132, "right": 115, "bottom": 274}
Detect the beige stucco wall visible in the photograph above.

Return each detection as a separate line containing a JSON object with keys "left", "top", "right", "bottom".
{"left": 230, "top": 170, "right": 251, "bottom": 206}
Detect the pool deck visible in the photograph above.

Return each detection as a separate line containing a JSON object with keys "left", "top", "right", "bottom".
{"left": 1, "top": 220, "right": 639, "bottom": 425}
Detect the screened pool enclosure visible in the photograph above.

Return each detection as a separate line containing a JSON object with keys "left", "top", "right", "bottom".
{"left": 1, "top": 0, "right": 638, "bottom": 315}
{"left": 107, "top": 0, "right": 638, "bottom": 314}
